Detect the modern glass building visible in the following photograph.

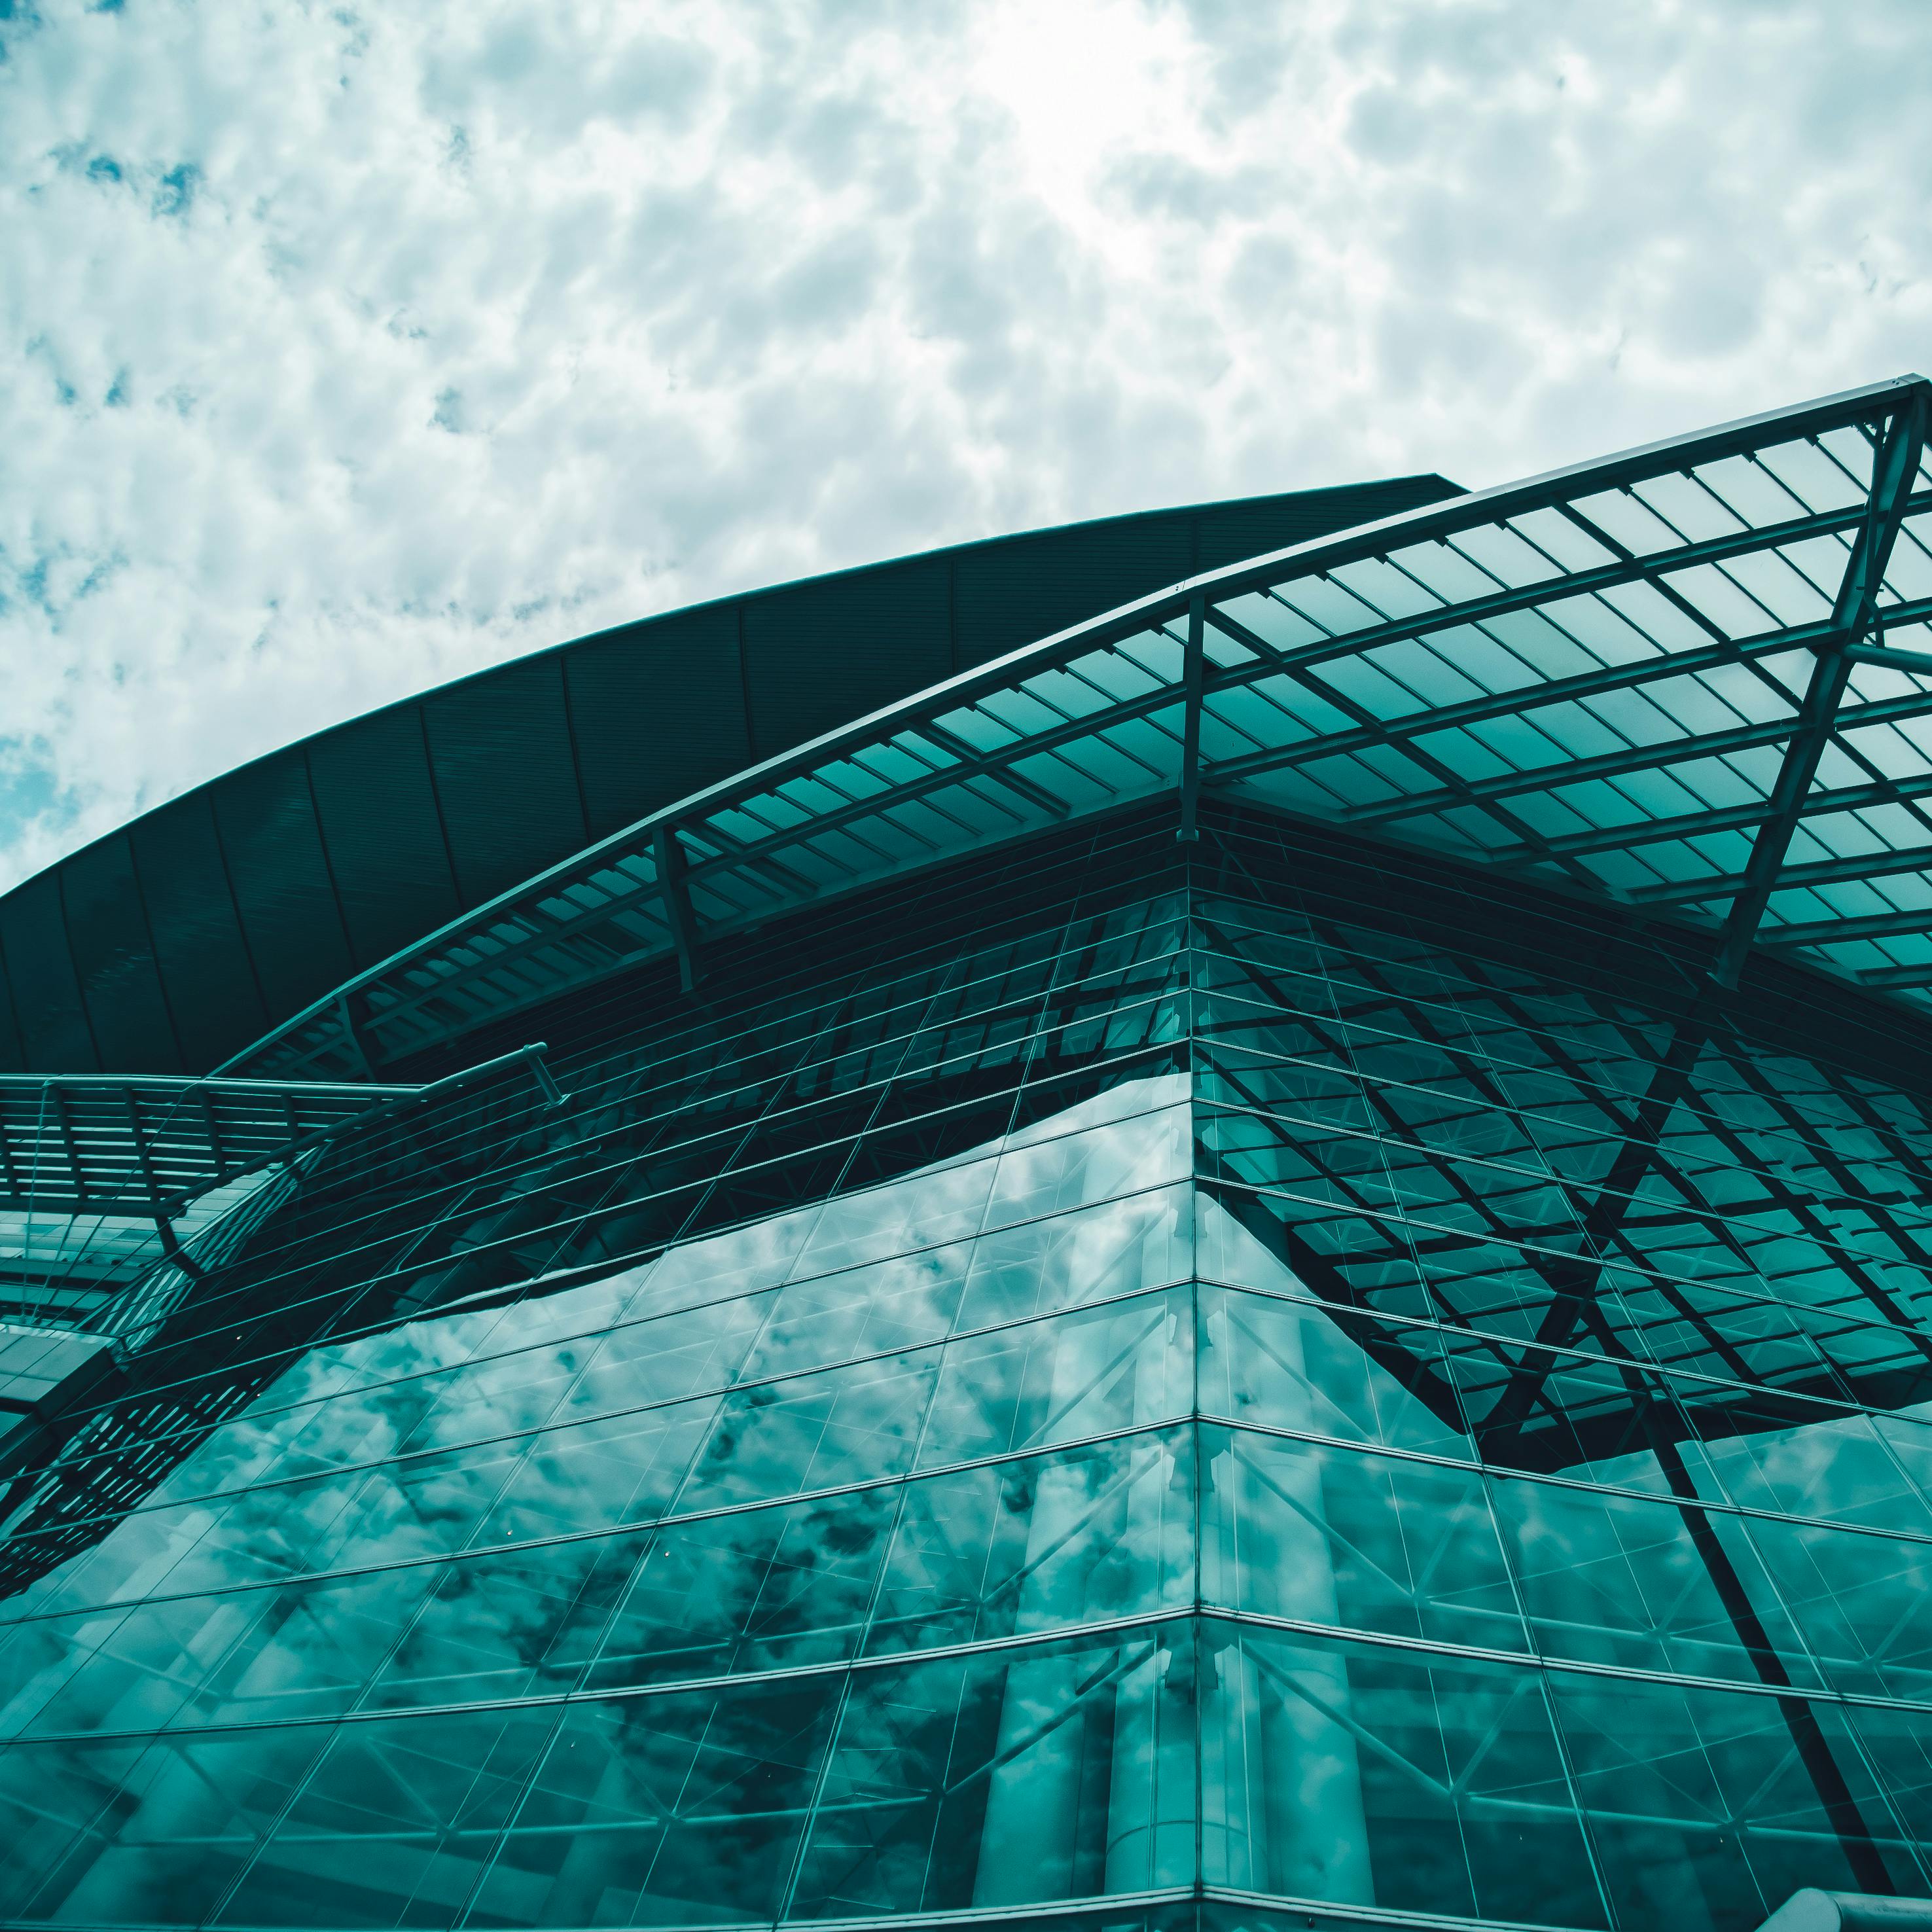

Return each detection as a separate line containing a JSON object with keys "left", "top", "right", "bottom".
{"left": 1, "top": 378, "right": 1931, "bottom": 1932}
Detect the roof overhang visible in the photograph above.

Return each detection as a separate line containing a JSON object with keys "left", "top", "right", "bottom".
{"left": 218, "top": 376, "right": 1932, "bottom": 1084}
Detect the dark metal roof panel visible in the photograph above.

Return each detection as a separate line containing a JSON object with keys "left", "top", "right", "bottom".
{"left": 211, "top": 753, "right": 355, "bottom": 1022}
{"left": 952, "top": 514, "right": 1194, "bottom": 673}
{"left": 307, "top": 704, "right": 463, "bottom": 971}
{"left": 128, "top": 795, "right": 270, "bottom": 1071}
{"left": 564, "top": 601, "right": 751, "bottom": 842}
{"left": 0, "top": 872, "right": 96, "bottom": 1073}
{"left": 0, "top": 474, "right": 1461, "bottom": 1073}
{"left": 742, "top": 552, "right": 954, "bottom": 759}
{"left": 60, "top": 834, "right": 180, "bottom": 1076}
{"left": 425, "top": 655, "right": 590, "bottom": 906}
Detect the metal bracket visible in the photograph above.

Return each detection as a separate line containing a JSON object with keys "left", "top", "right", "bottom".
{"left": 152, "top": 1213, "right": 205, "bottom": 1281}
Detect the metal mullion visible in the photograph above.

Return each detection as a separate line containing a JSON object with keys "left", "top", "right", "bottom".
{"left": 217, "top": 390, "right": 1931, "bottom": 1083}
{"left": 1201, "top": 656, "right": 1325, "bottom": 759}
{"left": 1202, "top": 1089, "right": 1910, "bottom": 1302}
{"left": 38, "top": 1598, "right": 1932, "bottom": 1757}
{"left": 46, "top": 1084, "right": 88, "bottom": 1211}
{"left": 1800, "top": 723, "right": 1932, "bottom": 857}
{"left": 1770, "top": 903, "right": 1932, "bottom": 959}
{"left": 797, "top": 798, "right": 943, "bottom": 871}
{"left": 679, "top": 689, "right": 1181, "bottom": 892}
{"left": 48, "top": 1050, "right": 1190, "bottom": 1468}
{"left": 1559, "top": 501, "right": 1749, "bottom": 653}
{"left": 916, "top": 719, "right": 1067, "bottom": 819}
{"left": 1711, "top": 1057, "right": 1932, "bottom": 1336}
{"left": 1811, "top": 428, "right": 1884, "bottom": 505}
{"left": 1853, "top": 962, "right": 1932, "bottom": 992}
{"left": 1325, "top": 550, "right": 1541, "bottom": 720}
{"left": 9, "top": 1415, "right": 1198, "bottom": 1635}
{"left": 1053, "top": 664, "right": 1182, "bottom": 785}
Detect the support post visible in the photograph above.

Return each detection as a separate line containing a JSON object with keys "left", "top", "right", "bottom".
{"left": 334, "top": 992, "right": 380, "bottom": 1081}
{"left": 653, "top": 823, "right": 704, "bottom": 993}
{"left": 1177, "top": 594, "right": 1206, "bottom": 844}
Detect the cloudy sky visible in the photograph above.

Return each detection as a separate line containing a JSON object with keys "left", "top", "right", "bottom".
{"left": 3, "top": 0, "right": 1927, "bottom": 891}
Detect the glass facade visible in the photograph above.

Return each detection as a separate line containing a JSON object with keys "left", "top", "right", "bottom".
{"left": 4, "top": 802, "right": 1932, "bottom": 1931}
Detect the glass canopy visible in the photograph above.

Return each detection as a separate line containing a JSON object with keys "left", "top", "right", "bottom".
{"left": 229, "top": 376, "right": 1932, "bottom": 1085}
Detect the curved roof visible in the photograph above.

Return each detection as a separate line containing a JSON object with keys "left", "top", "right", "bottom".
{"left": 0, "top": 474, "right": 1457, "bottom": 1077}
{"left": 208, "top": 374, "right": 1932, "bottom": 1087}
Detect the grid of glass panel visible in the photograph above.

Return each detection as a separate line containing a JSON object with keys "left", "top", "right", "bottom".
{"left": 6, "top": 806, "right": 1932, "bottom": 1930}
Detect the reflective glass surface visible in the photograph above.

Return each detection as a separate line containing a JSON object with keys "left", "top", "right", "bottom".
{"left": 6, "top": 804, "right": 1932, "bottom": 1929}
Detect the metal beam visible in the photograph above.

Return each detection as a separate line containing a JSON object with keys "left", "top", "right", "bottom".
{"left": 1479, "top": 767, "right": 1932, "bottom": 869}
{"left": 653, "top": 823, "right": 703, "bottom": 994}
{"left": 1710, "top": 393, "right": 1928, "bottom": 988}
{"left": 1202, "top": 491, "right": 1932, "bottom": 711}
{"left": 1204, "top": 630, "right": 1787, "bottom": 788}
{"left": 1846, "top": 641, "right": 1932, "bottom": 676}
{"left": 1343, "top": 613, "right": 1932, "bottom": 833}
{"left": 1853, "top": 962, "right": 1932, "bottom": 991}
{"left": 1761, "top": 905, "right": 1932, "bottom": 950}
{"left": 152, "top": 1212, "right": 205, "bottom": 1282}
{"left": 1631, "top": 842, "right": 1932, "bottom": 908}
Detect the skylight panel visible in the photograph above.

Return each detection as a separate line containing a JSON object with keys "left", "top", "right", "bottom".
{"left": 1312, "top": 651, "right": 1435, "bottom": 724}
{"left": 1205, "top": 680, "right": 1328, "bottom": 749}
{"left": 1696, "top": 453, "right": 1810, "bottom": 529}
{"left": 1240, "top": 671, "right": 1354, "bottom": 738}
{"left": 1567, "top": 488, "right": 1682, "bottom": 557}
{"left": 1756, "top": 435, "right": 1867, "bottom": 513}
{"left": 1449, "top": 521, "right": 1564, "bottom": 589}
{"left": 1590, "top": 578, "right": 1719, "bottom": 653}
{"left": 1717, "top": 546, "right": 1834, "bottom": 627}
{"left": 1632, "top": 471, "right": 1746, "bottom": 544}
{"left": 1361, "top": 636, "right": 1490, "bottom": 708}
{"left": 1882, "top": 515, "right": 1932, "bottom": 602}
{"left": 1274, "top": 575, "right": 1382, "bottom": 638}
{"left": 1380, "top": 538, "right": 1497, "bottom": 607}
{"left": 1325, "top": 555, "right": 1443, "bottom": 622}
{"left": 1528, "top": 590, "right": 1658, "bottom": 666}
{"left": 1215, "top": 590, "right": 1331, "bottom": 654}
{"left": 1838, "top": 719, "right": 1932, "bottom": 779}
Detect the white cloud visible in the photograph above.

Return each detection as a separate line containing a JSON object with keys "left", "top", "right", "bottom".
{"left": 1, "top": 0, "right": 1927, "bottom": 887}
